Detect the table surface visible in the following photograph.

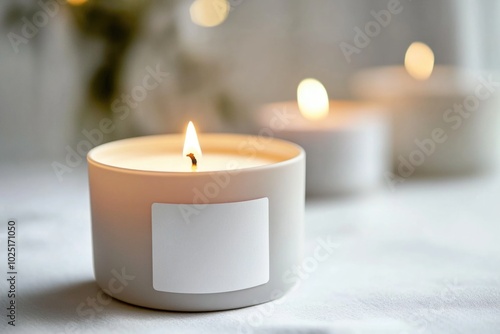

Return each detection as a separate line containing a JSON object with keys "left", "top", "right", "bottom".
{"left": 1, "top": 161, "right": 500, "bottom": 334}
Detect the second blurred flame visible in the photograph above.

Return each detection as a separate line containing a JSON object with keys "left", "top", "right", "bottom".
{"left": 405, "top": 42, "right": 434, "bottom": 81}
{"left": 67, "top": 0, "right": 87, "bottom": 5}
{"left": 297, "top": 78, "right": 329, "bottom": 121}
{"left": 190, "top": 0, "right": 229, "bottom": 27}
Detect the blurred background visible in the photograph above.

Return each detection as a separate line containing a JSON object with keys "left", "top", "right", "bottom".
{"left": 0, "top": 0, "right": 499, "bottom": 163}
{"left": 2, "top": 2, "right": 500, "bottom": 331}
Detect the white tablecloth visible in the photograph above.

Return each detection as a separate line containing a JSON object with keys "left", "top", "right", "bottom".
{"left": 1, "top": 161, "right": 500, "bottom": 333}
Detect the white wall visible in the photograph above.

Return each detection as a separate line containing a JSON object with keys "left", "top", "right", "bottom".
{"left": 0, "top": 0, "right": 498, "bottom": 163}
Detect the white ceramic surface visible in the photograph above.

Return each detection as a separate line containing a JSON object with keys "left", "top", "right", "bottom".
{"left": 87, "top": 134, "right": 305, "bottom": 311}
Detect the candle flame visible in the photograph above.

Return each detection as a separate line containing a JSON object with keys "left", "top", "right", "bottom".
{"left": 190, "top": 0, "right": 229, "bottom": 27}
{"left": 67, "top": 0, "right": 87, "bottom": 5}
{"left": 404, "top": 42, "right": 434, "bottom": 81}
{"left": 297, "top": 78, "right": 329, "bottom": 121}
{"left": 183, "top": 121, "right": 202, "bottom": 169}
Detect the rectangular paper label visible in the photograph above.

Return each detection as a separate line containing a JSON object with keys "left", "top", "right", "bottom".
{"left": 152, "top": 198, "right": 269, "bottom": 294}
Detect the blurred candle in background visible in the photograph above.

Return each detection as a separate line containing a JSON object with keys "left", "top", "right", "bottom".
{"left": 256, "top": 78, "right": 390, "bottom": 196}
{"left": 351, "top": 42, "right": 500, "bottom": 178}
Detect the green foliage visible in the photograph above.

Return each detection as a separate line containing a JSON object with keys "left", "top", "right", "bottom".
{"left": 69, "top": 0, "right": 151, "bottom": 113}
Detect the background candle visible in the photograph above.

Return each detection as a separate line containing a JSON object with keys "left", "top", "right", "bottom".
{"left": 351, "top": 42, "right": 500, "bottom": 177}
{"left": 88, "top": 133, "right": 305, "bottom": 311}
{"left": 256, "top": 79, "right": 390, "bottom": 196}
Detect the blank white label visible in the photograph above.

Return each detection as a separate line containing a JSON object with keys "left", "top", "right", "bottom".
{"left": 152, "top": 198, "right": 269, "bottom": 294}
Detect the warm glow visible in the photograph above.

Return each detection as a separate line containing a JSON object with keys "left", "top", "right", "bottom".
{"left": 297, "top": 78, "right": 329, "bottom": 121}
{"left": 183, "top": 122, "right": 201, "bottom": 171}
{"left": 404, "top": 42, "right": 435, "bottom": 80}
{"left": 190, "top": 0, "right": 229, "bottom": 27}
{"left": 67, "top": 0, "right": 87, "bottom": 6}
{"left": 183, "top": 121, "right": 202, "bottom": 160}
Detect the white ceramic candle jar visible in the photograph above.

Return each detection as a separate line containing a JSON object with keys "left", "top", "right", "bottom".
{"left": 87, "top": 133, "right": 305, "bottom": 311}
{"left": 351, "top": 43, "right": 500, "bottom": 177}
{"left": 257, "top": 99, "right": 390, "bottom": 196}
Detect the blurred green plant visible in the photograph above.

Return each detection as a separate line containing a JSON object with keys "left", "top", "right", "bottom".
{"left": 68, "top": 0, "right": 151, "bottom": 114}
{"left": 2, "top": 0, "right": 242, "bottom": 133}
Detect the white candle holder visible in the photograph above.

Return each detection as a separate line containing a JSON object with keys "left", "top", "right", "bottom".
{"left": 87, "top": 134, "right": 305, "bottom": 311}
{"left": 351, "top": 66, "right": 500, "bottom": 176}
{"left": 257, "top": 101, "right": 390, "bottom": 196}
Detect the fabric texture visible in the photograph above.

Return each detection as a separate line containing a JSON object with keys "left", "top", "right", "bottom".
{"left": 1, "top": 162, "right": 499, "bottom": 333}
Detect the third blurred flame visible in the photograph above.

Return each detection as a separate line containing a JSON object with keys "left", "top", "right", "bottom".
{"left": 405, "top": 42, "right": 434, "bottom": 81}
{"left": 190, "top": 0, "right": 229, "bottom": 27}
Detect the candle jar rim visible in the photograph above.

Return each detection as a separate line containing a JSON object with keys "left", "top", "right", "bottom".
{"left": 87, "top": 133, "right": 305, "bottom": 176}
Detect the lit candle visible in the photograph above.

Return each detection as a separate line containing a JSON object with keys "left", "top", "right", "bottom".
{"left": 257, "top": 78, "right": 390, "bottom": 196}
{"left": 351, "top": 42, "right": 500, "bottom": 177}
{"left": 87, "top": 123, "right": 305, "bottom": 311}
{"left": 108, "top": 122, "right": 273, "bottom": 172}
{"left": 183, "top": 121, "right": 202, "bottom": 170}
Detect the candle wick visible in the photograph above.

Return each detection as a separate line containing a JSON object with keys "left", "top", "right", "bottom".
{"left": 186, "top": 153, "right": 197, "bottom": 170}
